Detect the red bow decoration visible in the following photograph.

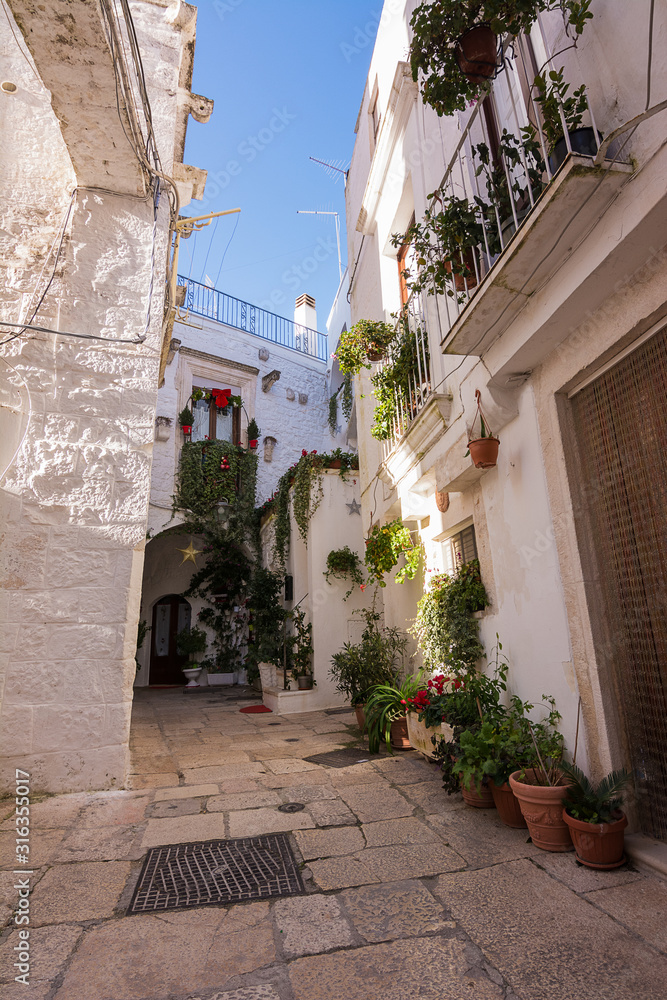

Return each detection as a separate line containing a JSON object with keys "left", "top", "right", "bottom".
{"left": 211, "top": 388, "right": 231, "bottom": 409}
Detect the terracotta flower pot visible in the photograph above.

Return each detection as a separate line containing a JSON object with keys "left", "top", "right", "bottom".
{"left": 562, "top": 809, "right": 627, "bottom": 869}
{"left": 390, "top": 715, "right": 411, "bottom": 750}
{"left": 461, "top": 775, "right": 496, "bottom": 809}
{"left": 367, "top": 348, "right": 384, "bottom": 362}
{"left": 491, "top": 782, "right": 527, "bottom": 828}
{"left": 445, "top": 250, "right": 478, "bottom": 292}
{"left": 468, "top": 436, "right": 499, "bottom": 469}
{"left": 509, "top": 769, "right": 573, "bottom": 852}
{"left": 328, "top": 459, "right": 342, "bottom": 469}
{"left": 354, "top": 704, "right": 366, "bottom": 731}
{"left": 297, "top": 675, "right": 313, "bottom": 690}
{"left": 455, "top": 24, "right": 498, "bottom": 83}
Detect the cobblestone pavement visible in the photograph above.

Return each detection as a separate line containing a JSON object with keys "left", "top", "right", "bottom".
{"left": 2, "top": 687, "right": 667, "bottom": 999}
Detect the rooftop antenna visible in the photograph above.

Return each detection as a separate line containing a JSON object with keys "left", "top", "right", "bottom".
{"left": 297, "top": 210, "right": 343, "bottom": 282}
{"left": 309, "top": 156, "right": 348, "bottom": 187}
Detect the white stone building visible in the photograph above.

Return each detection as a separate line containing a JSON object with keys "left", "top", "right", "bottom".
{"left": 344, "top": 0, "right": 667, "bottom": 843}
{"left": 0, "top": 0, "right": 212, "bottom": 793}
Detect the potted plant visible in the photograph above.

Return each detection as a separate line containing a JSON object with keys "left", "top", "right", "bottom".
{"left": 178, "top": 406, "right": 194, "bottom": 436}
{"left": 324, "top": 545, "right": 364, "bottom": 599}
{"left": 508, "top": 696, "right": 572, "bottom": 851}
{"left": 369, "top": 320, "right": 429, "bottom": 441}
{"left": 466, "top": 390, "right": 499, "bottom": 469}
{"left": 334, "top": 319, "right": 396, "bottom": 376}
{"left": 365, "top": 672, "right": 424, "bottom": 753}
{"left": 176, "top": 625, "right": 208, "bottom": 687}
{"left": 391, "top": 196, "right": 485, "bottom": 300}
{"left": 454, "top": 722, "right": 497, "bottom": 808}
{"left": 364, "top": 519, "right": 422, "bottom": 587}
{"left": 288, "top": 606, "right": 315, "bottom": 690}
{"left": 408, "top": 1, "right": 592, "bottom": 118}
{"left": 329, "top": 605, "right": 408, "bottom": 729}
{"left": 247, "top": 417, "right": 260, "bottom": 450}
{"left": 532, "top": 66, "right": 596, "bottom": 172}
{"left": 560, "top": 761, "right": 631, "bottom": 869}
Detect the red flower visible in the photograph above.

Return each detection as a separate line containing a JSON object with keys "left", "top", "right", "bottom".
{"left": 311, "top": 450, "right": 317, "bottom": 454}
{"left": 302, "top": 449, "right": 308, "bottom": 457}
{"left": 360, "top": 584, "right": 366, "bottom": 591}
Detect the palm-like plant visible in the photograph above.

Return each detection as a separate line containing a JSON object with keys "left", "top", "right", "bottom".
{"left": 560, "top": 760, "right": 631, "bottom": 824}
{"left": 366, "top": 673, "right": 424, "bottom": 753}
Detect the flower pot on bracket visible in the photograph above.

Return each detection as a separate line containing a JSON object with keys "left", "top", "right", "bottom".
{"left": 549, "top": 127, "right": 600, "bottom": 173}
{"left": 468, "top": 436, "right": 499, "bottom": 469}
{"left": 455, "top": 24, "right": 498, "bottom": 83}
{"left": 562, "top": 809, "right": 627, "bottom": 869}
{"left": 297, "top": 675, "right": 313, "bottom": 690}
{"left": 249, "top": 439, "right": 258, "bottom": 449}
{"left": 181, "top": 424, "right": 192, "bottom": 435}
{"left": 446, "top": 250, "right": 478, "bottom": 292}
{"left": 509, "top": 769, "right": 573, "bottom": 851}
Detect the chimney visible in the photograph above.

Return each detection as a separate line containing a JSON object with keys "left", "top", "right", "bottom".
{"left": 294, "top": 293, "right": 317, "bottom": 331}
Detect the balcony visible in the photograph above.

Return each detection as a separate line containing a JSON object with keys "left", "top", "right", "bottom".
{"left": 403, "top": 72, "right": 632, "bottom": 381}
{"left": 177, "top": 276, "right": 328, "bottom": 362}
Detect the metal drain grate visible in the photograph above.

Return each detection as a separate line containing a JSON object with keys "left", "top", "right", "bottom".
{"left": 303, "top": 748, "right": 372, "bottom": 768}
{"left": 127, "top": 834, "right": 304, "bottom": 914}
{"left": 278, "top": 802, "right": 305, "bottom": 813}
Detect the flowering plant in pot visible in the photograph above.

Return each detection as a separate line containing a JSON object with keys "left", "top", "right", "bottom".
{"left": 560, "top": 761, "right": 631, "bottom": 869}
{"left": 409, "top": 1, "right": 592, "bottom": 118}
{"left": 365, "top": 671, "right": 425, "bottom": 753}
{"left": 334, "top": 319, "right": 397, "bottom": 376}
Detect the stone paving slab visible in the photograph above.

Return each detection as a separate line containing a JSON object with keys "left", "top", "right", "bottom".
{"left": 182, "top": 764, "right": 268, "bottom": 783}
{"left": 584, "top": 876, "right": 667, "bottom": 953}
{"left": 361, "top": 817, "right": 441, "bottom": 847}
{"left": 153, "top": 783, "right": 220, "bottom": 801}
{"left": 288, "top": 935, "right": 504, "bottom": 1000}
{"left": 295, "top": 826, "right": 365, "bottom": 860}
{"left": 1, "top": 829, "right": 68, "bottom": 869}
{"left": 227, "top": 807, "right": 315, "bottom": 839}
{"left": 337, "top": 783, "right": 415, "bottom": 822}
{"left": 258, "top": 771, "right": 332, "bottom": 789}
{"left": 0, "top": 922, "right": 84, "bottom": 988}
{"left": 127, "top": 772, "right": 180, "bottom": 789}
{"left": 273, "top": 895, "right": 355, "bottom": 957}
{"left": 146, "top": 798, "right": 203, "bottom": 818}
{"left": 185, "top": 989, "right": 281, "bottom": 1000}
{"left": 141, "top": 813, "right": 227, "bottom": 849}
{"left": 207, "top": 791, "right": 282, "bottom": 812}
{"left": 52, "top": 902, "right": 275, "bottom": 1000}
{"left": 263, "top": 759, "right": 322, "bottom": 775}
{"left": 0, "top": 793, "right": 88, "bottom": 831}
{"left": 339, "top": 879, "right": 454, "bottom": 942}
{"left": 77, "top": 793, "right": 152, "bottom": 827}
{"left": 534, "top": 851, "right": 644, "bottom": 892}
{"left": 307, "top": 855, "right": 380, "bottom": 890}
{"left": 30, "top": 861, "right": 131, "bottom": 925}
{"left": 307, "top": 800, "right": 358, "bottom": 827}
{"left": 355, "top": 843, "right": 465, "bottom": 881}
{"left": 434, "top": 859, "right": 667, "bottom": 999}
{"left": 426, "top": 806, "right": 542, "bottom": 868}
{"left": 55, "top": 825, "right": 143, "bottom": 863}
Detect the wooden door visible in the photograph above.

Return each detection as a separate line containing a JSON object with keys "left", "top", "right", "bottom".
{"left": 149, "top": 595, "right": 192, "bottom": 685}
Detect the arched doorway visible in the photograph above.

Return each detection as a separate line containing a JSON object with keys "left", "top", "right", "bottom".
{"left": 149, "top": 594, "right": 192, "bottom": 685}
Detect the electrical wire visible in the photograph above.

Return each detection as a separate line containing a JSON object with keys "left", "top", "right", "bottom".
{"left": 199, "top": 216, "right": 220, "bottom": 284}
{"left": 1, "top": 0, "right": 41, "bottom": 83}
{"left": 0, "top": 319, "right": 145, "bottom": 345}
{"left": 213, "top": 213, "right": 240, "bottom": 288}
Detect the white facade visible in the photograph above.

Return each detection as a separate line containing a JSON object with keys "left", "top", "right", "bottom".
{"left": 345, "top": 0, "right": 667, "bottom": 838}
{"left": 0, "top": 1, "right": 210, "bottom": 792}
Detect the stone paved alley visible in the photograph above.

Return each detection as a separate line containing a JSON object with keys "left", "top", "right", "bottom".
{"left": 2, "top": 688, "right": 667, "bottom": 1000}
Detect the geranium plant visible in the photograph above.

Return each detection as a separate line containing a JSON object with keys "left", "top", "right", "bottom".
{"left": 409, "top": 1, "right": 593, "bottom": 118}
{"left": 334, "top": 319, "right": 397, "bottom": 376}
{"left": 364, "top": 519, "right": 422, "bottom": 587}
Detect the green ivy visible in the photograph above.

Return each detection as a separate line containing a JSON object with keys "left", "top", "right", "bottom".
{"left": 324, "top": 545, "right": 365, "bottom": 599}
{"left": 174, "top": 440, "right": 257, "bottom": 522}
{"left": 365, "top": 519, "right": 422, "bottom": 588}
{"left": 370, "top": 322, "right": 430, "bottom": 442}
{"left": 411, "top": 560, "right": 487, "bottom": 671}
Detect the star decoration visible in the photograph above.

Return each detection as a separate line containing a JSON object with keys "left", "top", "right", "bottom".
{"left": 346, "top": 499, "right": 362, "bottom": 516}
{"left": 177, "top": 538, "right": 202, "bottom": 565}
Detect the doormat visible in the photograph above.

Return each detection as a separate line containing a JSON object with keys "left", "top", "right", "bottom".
{"left": 303, "top": 748, "right": 373, "bottom": 768}
{"left": 239, "top": 705, "right": 272, "bottom": 714}
{"left": 128, "top": 834, "right": 304, "bottom": 914}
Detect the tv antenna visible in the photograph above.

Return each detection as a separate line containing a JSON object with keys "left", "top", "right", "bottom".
{"left": 297, "top": 210, "right": 343, "bottom": 282}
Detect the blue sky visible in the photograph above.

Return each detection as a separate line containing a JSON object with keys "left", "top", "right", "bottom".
{"left": 180, "top": 0, "right": 381, "bottom": 330}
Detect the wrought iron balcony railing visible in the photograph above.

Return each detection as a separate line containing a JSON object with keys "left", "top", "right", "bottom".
{"left": 177, "top": 276, "right": 328, "bottom": 361}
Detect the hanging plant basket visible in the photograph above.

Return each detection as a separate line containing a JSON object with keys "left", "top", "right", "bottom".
{"left": 454, "top": 24, "right": 498, "bottom": 84}
{"left": 467, "top": 390, "right": 500, "bottom": 469}
{"left": 469, "top": 436, "right": 500, "bottom": 468}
